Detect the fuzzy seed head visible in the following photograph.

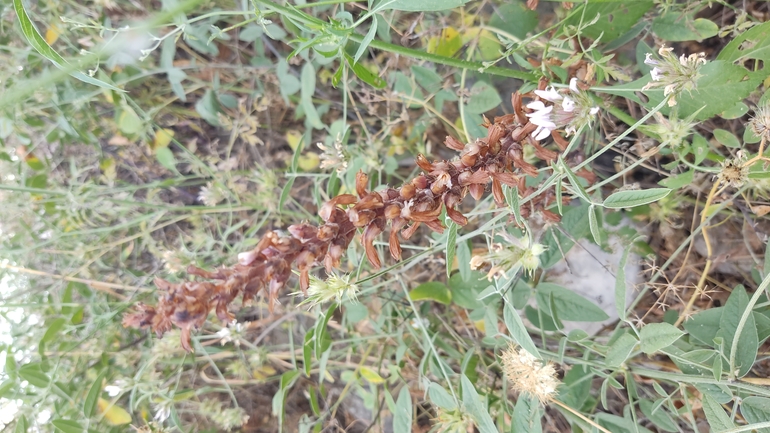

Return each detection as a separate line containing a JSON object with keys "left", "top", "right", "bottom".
{"left": 749, "top": 104, "right": 770, "bottom": 141}
{"left": 432, "top": 408, "right": 474, "bottom": 433}
{"left": 717, "top": 154, "right": 750, "bottom": 188}
{"left": 301, "top": 273, "right": 359, "bottom": 308}
{"left": 470, "top": 234, "right": 546, "bottom": 280}
{"left": 501, "top": 345, "right": 559, "bottom": 404}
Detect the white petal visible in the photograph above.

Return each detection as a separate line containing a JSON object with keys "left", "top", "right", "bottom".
{"left": 533, "top": 126, "right": 552, "bottom": 141}
{"left": 569, "top": 77, "right": 579, "bottom": 93}
{"left": 644, "top": 53, "right": 657, "bottom": 66}
{"left": 526, "top": 101, "right": 547, "bottom": 111}
{"left": 650, "top": 67, "right": 663, "bottom": 81}
{"left": 534, "top": 86, "right": 562, "bottom": 103}
{"left": 528, "top": 114, "right": 557, "bottom": 129}
{"left": 590, "top": 106, "right": 600, "bottom": 115}
{"left": 562, "top": 96, "right": 576, "bottom": 112}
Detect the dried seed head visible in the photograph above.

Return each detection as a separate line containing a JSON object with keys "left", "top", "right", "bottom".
{"left": 717, "top": 155, "right": 749, "bottom": 188}
{"left": 749, "top": 104, "right": 770, "bottom": 141}
{"left": 501, "top": 345, "right": 560, "bottom": 404}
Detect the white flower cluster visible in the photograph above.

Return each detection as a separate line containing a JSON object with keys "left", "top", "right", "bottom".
{"left": 526, "top": 78, "right": 600, "bottom": 141}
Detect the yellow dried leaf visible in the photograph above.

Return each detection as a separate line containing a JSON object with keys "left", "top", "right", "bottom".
{"left": 253, "top": 364, "right": 277, "bottom": 380}
{"left": 45, "top": 23, "right": 60, "bottom": 45}
{"left": 298, "top": 151, "right": 320, "bottom": 171}
{"left": 153, "top": 129, "right": 175, "bottom": 150}
{"left": 97, "top": 398, "right": 132, "bottom": 425}
{"left": 473, "top": 319, "right": 485, "bottom": 333}
{"left": 752, "top": 205, "right": 770, "bottom": 217}
{"left": 359, "top": 366, "right": 385, "bottom": 384}
{"left": 427, "top": 27, "right": 462, "bottom": 58}
{"left": 285, "top": 130, "right": 303, "bottom": 151}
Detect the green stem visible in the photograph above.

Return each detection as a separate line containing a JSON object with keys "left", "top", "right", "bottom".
{"left": 254, "top": 0, "right": 538, "bottom": 82}
{"left": 720, "top": 422, "right": 770, "bottom": 433}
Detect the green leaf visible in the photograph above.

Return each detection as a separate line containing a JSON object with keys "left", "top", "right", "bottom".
{"left": 18, "top": 364, "right": 50, "bottom": 388}
{"left": 489, "top": 2, "right": 537, "bottom": 40}
{"left": 14, "top": 415, "right": 28, "bottom": 433}
{"left": 117, "top": 107, "right": 143, "bottom": 136}
{"left": 615, "top": 239, "right": 637, "bottom": 321}
{"left": 428, "top": 383, "right": 456, "bottom": 410}
{"left": 535, "top": 283, "right": 610, "bottom": 322}
{"left": 588, "top": 205, "right": 603, "bottom": 245}
{"left": 721, "top": 101, "right": 749, "bottom": 119}
{"left": 702, "top": 393, "right": 734, "bottom": 431}
{"left": 393, "top": 385, "right": 412, "bottom": 432}
{"left": 503, "top": 302, "right": 540, "bottom": 358}
{"left": 692, "top": 134, "right": 710, "bottom": 164}
{"left": 643, "top": 61, "right": 763, "bottom": 120}
{"left": 720, "top": 286, "right": 759, "bottom": 378}
{"left": 445, "top": 222, "right": 457, "bottom": 278}
{"left": 603, "top": 188, "right": 671, "bottom": 208}
{"left": 376, "top": 0, "right": 472, "bottom": 12}
{"left": 409, "top": 282, "right": 452, "bottom": 305}
{"left": 84, "top": 369, "right": 108, "bottom": 417}
{"left": 564, "top": 1, "right": 654, "bottom": 42}
{"left": 741, "top": 397, "right": 770, "bottom": 433}
{"left": 42, "top": 318, "right": 66, "bottom": 344}
{"left": 539, "top": 203, "right": 591, "bottom": 269}
{"left": 354, "top": 16, "right": 377, "bottom": 64}
{"left": 717, "top": 21, "right": 770, "bottom": 64}
{"left": 0, "top": 380, "right": 15, "bottom": 399}
{"left": 713, "top": 129, "right": 741, "bottom": 148}
{"left": 460, "top": 375, "right": 497, "bottom": 433}
{"left": 465, "top": 81, "right": 502, "bottom": 114}
{"left": 345, "top": 54, "right": 386, "bottom": 89}
{"left": 683, "top": 307, "right": 722, "bottom": 347}
{"left": 605, "top": 332, "right": 637, "bottom": 368}
{"left": 51, "top": 419, "right": 84, "bottom": 433}
{"left": 639, "top": 323, "right": 684, "bottom": 354}
{"left": 764, "top": 238, "right": 770, "bottom": 278}
{"left": 652, "top": 13, "right": 718, "bottom": 41}
{"left": 448, "top": 271, "right": 489, "bottom": 309}
{"left": 638, "top": 399, "right": 678, "bottom": 433}
{"left": 511, "top": 395, "right": 542, "bottom": 433}
{"left": 194, "top": 90, "right": 220, "bottom": 126}
{"left": 155, "top": 147, "right": 178, "bottom": 173}
{"left": 659, "top": 169, "right": 694, "bottom": 190}
{"left": 13, "top": 0, "right": 123, "bottom": 92}
{"left": 301, "top": 62, "right": 324, "bottom": 129}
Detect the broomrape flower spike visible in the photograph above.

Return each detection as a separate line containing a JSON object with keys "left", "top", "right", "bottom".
{"left": 469, "top": 233, "right": 546, "bottom": 280}
{"left": 643, "top": 45, "right": 707, "bottom": 107}
{"left": 527, "top": 77, "right": 600, "bottom": 140}
{"left": 501, "top": 345, "right": 560, "bottom": 405}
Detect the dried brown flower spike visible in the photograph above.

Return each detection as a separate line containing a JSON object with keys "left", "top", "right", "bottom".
{"left": 123, "top": 86, "right": 598, "bottom": 350}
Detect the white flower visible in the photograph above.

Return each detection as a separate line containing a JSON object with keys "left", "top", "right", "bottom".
{"left": 643, "top": 45, "right": 707, "bottom": 107}
{"left": 527, "top": 79, "right": 600, "bottom": 140}
{"left": 216, "top": 321, "right": 246, "bottom": 346}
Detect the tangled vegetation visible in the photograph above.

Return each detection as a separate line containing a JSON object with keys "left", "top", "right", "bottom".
{"left": 3, "top": 0, "right": 770, "bottom": 432}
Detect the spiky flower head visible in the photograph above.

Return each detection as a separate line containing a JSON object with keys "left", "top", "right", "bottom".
{"left": 299, "top": 273, "right": 359, "bottom": 308}
{"left": 432, "top": 407, "right": 474, "bottom": 433}
{"left": 749, "top": 104, "right": 770, "bottom": 141}
{"left": 717, "top": 152, "right": 750, "bottom": 188}
{"left": 198, "top": 400, "right": 250, "bottom": 431}
{"left": 527, "top": 78, "right": 600, "bottom": 140}
{"left": 648, "top": 112, "right": 697, "bottom": 149}
{"left": 470, "top": 234, "right": 546, "bottom": 280}
{"left": 501, "top": 345, "right": 559, "bottom": 405}
{"left": 643, "top": 45, "right": 707, "bottom": 107}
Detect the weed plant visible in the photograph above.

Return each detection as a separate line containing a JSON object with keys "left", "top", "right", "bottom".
{"left": 2, "top": 1, "right": 770, "bottom": 432}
